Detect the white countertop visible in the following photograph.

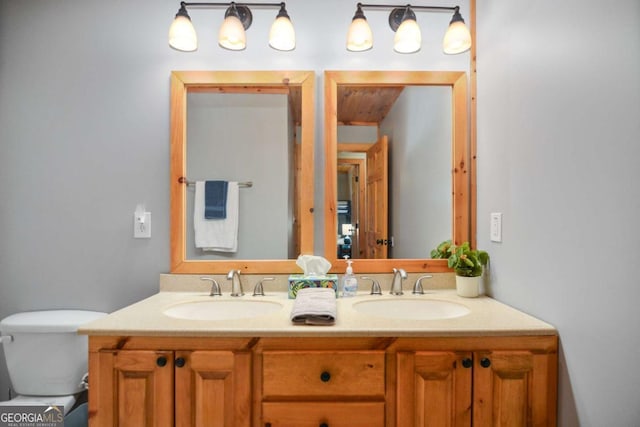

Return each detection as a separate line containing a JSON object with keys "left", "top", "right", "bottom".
{"left": 78, "top": 290, "right": 556, "bottom": 338}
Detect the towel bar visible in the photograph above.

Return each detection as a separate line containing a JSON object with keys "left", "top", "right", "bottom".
{"left": 178, "top": 177, "right": 252, "bottom": 188}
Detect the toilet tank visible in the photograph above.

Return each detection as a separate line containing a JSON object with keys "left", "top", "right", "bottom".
{"left": 0, "top": 310, "right": 107, "bottom": 396}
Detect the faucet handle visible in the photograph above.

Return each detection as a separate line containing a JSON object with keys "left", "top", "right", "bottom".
{"left": 361, "top": 276, "right": 382, "bottom": 295}
{"left": 253, "top": 277, "right": 274, "bottom": 296}
{"left": 201, "top": 277, "right": 221, "bottom": 296}
{"left": 413, "top": 275, "right": 433, "bottom": 295}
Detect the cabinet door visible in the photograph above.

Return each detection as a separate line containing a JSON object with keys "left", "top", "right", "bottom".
{"left": 95, "top": 350, "right": 174, "bottom": 427}
{"left": 175, "top": 350, "right": 251, "bottom": 427}
{"left": 396, "top": 351, "right": 472, "bottom": 427}
{"left": 473, "top": 350, "right": 557, "bottom": 427}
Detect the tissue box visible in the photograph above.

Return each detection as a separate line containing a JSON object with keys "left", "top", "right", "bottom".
{"left": 288, "top": 274, "right": 339, "bottom": 298}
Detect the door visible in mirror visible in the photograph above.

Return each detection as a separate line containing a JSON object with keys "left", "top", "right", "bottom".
{"left": 324, "top": 71, "right": 470, "bottom": 273}
{"left": 336, "top": 86, "right": 453, "bottom": 260}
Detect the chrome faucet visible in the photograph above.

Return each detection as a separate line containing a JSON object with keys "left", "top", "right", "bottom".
{"left": 390, "top": 268, "right": 408, "bottom": 295}
{"left": 413, "top": 275, "right": 433, "bottom": 295}
{"left": 200, "top": 277, "right": 221, "bottom": 296}
{"left": 227, "top": 269, "right": 244, "bottom": 297}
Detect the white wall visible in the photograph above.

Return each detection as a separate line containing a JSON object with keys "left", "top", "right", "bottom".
{"left": 476, "top": 0, "right": 640, "bottom": 425}
{"left": 0, "top": 0, "right": 469, "bottom": 398}
{"left": 381, "top": 86, "right": 452, "bottom": 258}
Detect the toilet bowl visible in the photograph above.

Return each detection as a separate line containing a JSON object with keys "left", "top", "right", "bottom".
{"left": 0, "top": 310, "right": 107, "bottom": 419}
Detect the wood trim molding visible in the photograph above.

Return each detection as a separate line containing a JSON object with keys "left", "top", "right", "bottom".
{"left": 170, "top": 71, "right": 315, "bottom": 274}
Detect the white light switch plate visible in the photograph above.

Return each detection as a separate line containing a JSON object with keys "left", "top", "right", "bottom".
{"left": 490, "top": 212, "right": 502, "bottom": 242}
{"left": 134, "top": 212, "right": 151, "bottom": 238}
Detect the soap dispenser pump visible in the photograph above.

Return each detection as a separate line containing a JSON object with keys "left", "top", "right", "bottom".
{"left": 341, "top": 256, "right": 358, "bottom": 297}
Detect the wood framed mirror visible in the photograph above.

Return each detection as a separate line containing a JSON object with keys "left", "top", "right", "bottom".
{"left": 170, "top": 71, "right": 315, "bottom": 273}
{"left": 324, "top": 70, "right": 472, "bottom": 273}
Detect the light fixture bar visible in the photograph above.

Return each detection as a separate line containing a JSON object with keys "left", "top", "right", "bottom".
{"left": 346, "top": 3, "right": 471, "bottom": 54}
{"left": 181, "top": 2, "right": 284, "bottom": 9}
{"left": 355, "top": 3, "right": 457, "bottom": 13}
{"left": 169, "top": 1, "right": 295, "bottom": 51}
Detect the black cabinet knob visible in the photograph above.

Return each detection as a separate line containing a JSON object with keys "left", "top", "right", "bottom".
{"left": 156, "top": 356, "right": 167, "bottom": 367}
{"left": 462, "top": 358, "right": 472, "bottom": 368}
{"left": 320, "top": 371, "right": 331, "bottom": 382}
{"left": 320, "top": 423, "right": 329, "bottom": 427}
{"left": 480, "top": 357, "right": 491, "bottom": 368}
{"left": 175, "top": 357, "right": 186, "bottom": 368}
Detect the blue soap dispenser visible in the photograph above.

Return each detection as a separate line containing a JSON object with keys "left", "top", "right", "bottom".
{"left": 341, "top": 256, "right": 358, "bottom": 297}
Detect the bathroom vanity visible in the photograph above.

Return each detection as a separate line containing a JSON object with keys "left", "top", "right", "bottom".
{"left": 80, "top": 290, "right": 557, "bottom": 427}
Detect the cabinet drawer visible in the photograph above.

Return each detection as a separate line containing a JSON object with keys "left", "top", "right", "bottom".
{"left": 262, "top": 351, "right": 385, "bottom": 398}
{"left": 262, "top": 402, "right": 385, "bottom": 427}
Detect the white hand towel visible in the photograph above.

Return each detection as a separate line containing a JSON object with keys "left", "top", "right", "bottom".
{"left": 290, "top": 288, "right": 337, "bottom": 326}
{"left": 194, "top": 181, "right": 239, "bottom": 252}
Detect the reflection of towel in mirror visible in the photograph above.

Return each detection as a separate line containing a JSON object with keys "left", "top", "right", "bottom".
{"left": 204, "top": 180, "right": 228, "bottom": 219}
{"left": 290, "top": 288, "right": 336, "bottom": 326}
{"left": 194, "top": 181, "right": 239, "bottom": 252}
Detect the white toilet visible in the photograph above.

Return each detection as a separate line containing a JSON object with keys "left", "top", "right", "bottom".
{"left": 0, "top": 310, "right": 107, "bottom": 419}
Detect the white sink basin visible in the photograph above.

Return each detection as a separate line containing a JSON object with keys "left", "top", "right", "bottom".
{"left": 352, "top": 298, "right": 470, "bottom": 320}
{"left": 163, "top": 299, "right": 283, "bottom": 321}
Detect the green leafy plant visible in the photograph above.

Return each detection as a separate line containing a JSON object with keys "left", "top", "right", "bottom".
{"left": 432, "top": 240, "right": 489, "bottom": 277}
{"left": 430, "top": 239, "right": 454, "bottom": 259}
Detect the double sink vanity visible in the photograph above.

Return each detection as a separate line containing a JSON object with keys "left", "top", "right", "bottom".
{"left": 79, "top": 69, "right": 557, "bottom": 426}
{"left": 80, "top": 274, "right": 558, "bottom": 427}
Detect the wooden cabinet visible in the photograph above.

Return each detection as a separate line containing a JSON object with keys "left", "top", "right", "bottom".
{"left": 88, "top": 336, "right": 556, "bottom": 427}
{"left": 95, "top": 349, "right": 174, "bottom": 427}
{"left": 260, "top": 350, "right": 386, "bottom": 427}
{"left": 89, "top": 337, "right": 253, "bottom": 427}
{"left": 472, "top": 350, "right": 557, "bottom": 426}
{"left": 396, "top": 350, "right": 473, "bottom": 426}
{"left": 393, "top": 337, "right": 558, "bottom": 427}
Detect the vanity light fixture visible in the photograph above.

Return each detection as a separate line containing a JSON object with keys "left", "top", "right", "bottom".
{"left": 346, "top": 3, "right": 471, "bottom": 54}
{"left": 168, "top": 1, "right": 295, "bottom": 52}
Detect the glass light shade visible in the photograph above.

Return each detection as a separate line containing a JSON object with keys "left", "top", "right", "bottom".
{"left": 394, "top": 19, "right": 421, "bottom": 53}
{"left": 269, "top": 16, "right": 295, "bottom": 51}
{"left": 443, "top": 20, "right": 472, "bottom": 54}
{"left": 219, "top": 15, "right": 246, "bottom": 50}
{"left": 347, "top": 18, "right": 373, "bottom": 51}
{"left": 168, "top": 15, "right": 197, "bottom": 52}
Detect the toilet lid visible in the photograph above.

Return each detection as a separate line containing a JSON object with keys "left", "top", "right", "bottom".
{"left": 0, "top": 394, "right": 77, "bottom": 415}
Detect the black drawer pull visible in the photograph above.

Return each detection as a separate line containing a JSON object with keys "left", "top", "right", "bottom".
{"left": 480, "top": 357, "right": 491, "bottom": 368}
{"left": 320, "top": 423, "right": 329, "bottom": 427}
{"left": 175, "top": 357, "right": 186, "bottom": 368}
{"left": 320, "top": 371, "right": 331, "bottom": 382}
{"left": 156, "top": 356, "right": 167, "bottom": 367}
{"left": 462, "top": 358, "right": 472, "bottom": 368}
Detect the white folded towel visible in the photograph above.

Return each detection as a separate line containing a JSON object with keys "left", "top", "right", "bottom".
{"left": 290, "top": 288, "right": 337, "bottom": 326}
{"left": 194, "top": 181, "right": 239, "bottom": 252}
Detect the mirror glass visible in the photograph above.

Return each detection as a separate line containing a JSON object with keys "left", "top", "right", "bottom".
{"left": 336, "top": 86, "right": 452, "bottom": 259}
{"left": 324, "top": 71, "right": 471, "bottom": 273}
{"left": 171, "top": 71, "right": 315, "bottom": 274}
{"left": 186, "top": 92, "right": 296, "bottom": 260}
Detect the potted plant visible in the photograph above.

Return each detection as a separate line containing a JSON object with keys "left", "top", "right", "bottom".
{"left": 432, "top": 240, "right": 489, "bottom": 297}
